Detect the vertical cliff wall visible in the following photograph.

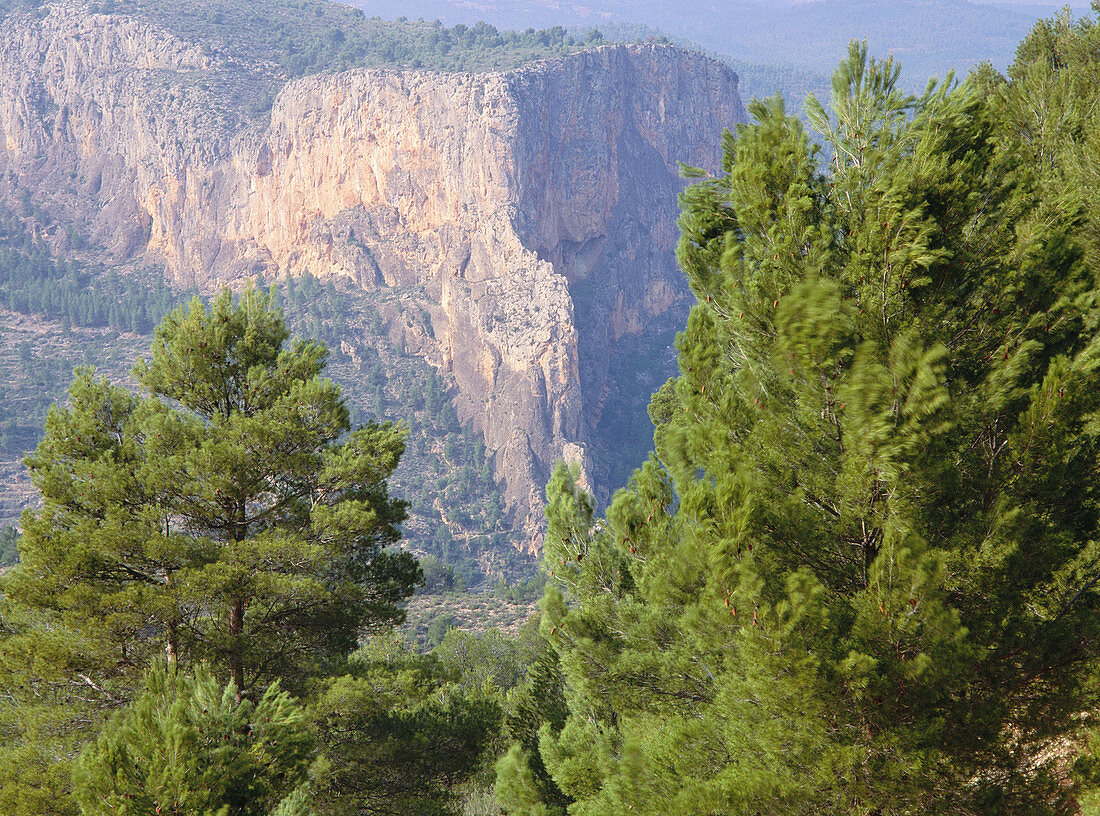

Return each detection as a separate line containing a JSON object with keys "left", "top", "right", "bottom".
{"left": 0, "top": 3, "right": 747, "bottom": 546}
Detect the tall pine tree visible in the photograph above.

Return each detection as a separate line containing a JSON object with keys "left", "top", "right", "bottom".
{"left": 500, "top": 41, "right": 1100, "bottom": 815}
{"left": 0, "top": 286, "right": 419, "bottom": 813}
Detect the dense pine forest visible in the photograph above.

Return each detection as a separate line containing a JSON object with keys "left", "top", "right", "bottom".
{"left": 7, "top": 5, "right": 1100, "bottom": 816}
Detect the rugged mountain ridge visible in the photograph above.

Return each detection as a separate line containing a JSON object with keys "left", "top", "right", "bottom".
{"left": 0, "top": 2, "right": 747, "bottom": 547}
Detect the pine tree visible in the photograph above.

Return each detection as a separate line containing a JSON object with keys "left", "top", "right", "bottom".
{"left": 72, "top": 663, "right": 313, "bottom": 816}
{"left": 504, "top": 41, "right": 1100, "bottom": 815}
{"left": 494, "top": 642, "right": 572, "bottom": 816}
{"left": 310, "top": 637, "right": 501, "bottom": 816}
{"left": 0, "top": 286, "right": 419, "bottom": 810}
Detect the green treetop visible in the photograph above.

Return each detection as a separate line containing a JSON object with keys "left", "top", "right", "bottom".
{"left": 499, "top": 40, "right": 1100, "bottom": 815}
{"left": 73, "top": 663, "right": 313, "bottom": 816}
{"left": 9, "top": 286, "right": 417, "bottom": 693}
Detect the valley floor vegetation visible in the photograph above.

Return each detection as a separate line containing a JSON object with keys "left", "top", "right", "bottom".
{"left": 8, "top": 7, "right": 1100, "bottom": 816}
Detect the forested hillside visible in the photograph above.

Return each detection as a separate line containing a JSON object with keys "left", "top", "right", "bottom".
{"left": 125, "top": 0, "right": 616, "bottom": 78}
{"left": 0, "top": 0, "right": 612, "bottom": 76}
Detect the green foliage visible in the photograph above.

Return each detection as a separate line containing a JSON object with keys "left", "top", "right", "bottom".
{"left": 426, "top": 614, "right": 457, "bottom": 648}
{"left": 501, "top": 34, "right": 1100, "bottom": 815}
{"left": 420, "top": 554, "right": 457, "bottom": 593}
{"left": 112, "top": 0, "right": 604, "bottom": 77}
{"left": 271, "top": 785, "right": 314, "bottom": 816}
{"left": 0, "top": 524, "right": 18, "bottom": 567}
{"left": 0, "top": 205, "right": 195, "bottom": 335}
{"left": 433, "top": 622, "right": 546, "bottom": 696}
{"left": 310, "top": 636, "right": 501, "bottom": 816}
{"left": 494, "top": 645, "right": 571, "bottom": 816}
{"left": 72, "top": 663, "right": 313, "bottom": 816}
{"left": 11, "top": 287, "right": 416, "bottom": 691}
{"left": 0, "top": 596, "right": 91, "bottom": 816}
{"left": 0, "top": 287, "right": 418, "bottom": 807}
{"left": 494, "top": 573, "right": 546, "bottom": 604}
{"left": 0, "top": 333, "right": 114, "bottom": 485}
{"left": 0, "top": 204, "right": 198, "bottom": 494}
{"left": 275, "top": 275, "right": 521, "bottom": 581}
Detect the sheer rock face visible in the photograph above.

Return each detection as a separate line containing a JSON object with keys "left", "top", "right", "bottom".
{"left": 0, "top": 4, "right": 746, "bottom": 548}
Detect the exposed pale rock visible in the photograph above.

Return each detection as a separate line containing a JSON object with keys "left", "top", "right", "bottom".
{"left": 0, "top": 3, "right": 746, "bottom": 548}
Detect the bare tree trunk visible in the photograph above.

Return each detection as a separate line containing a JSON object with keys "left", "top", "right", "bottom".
{"left": 165, "top": 623, "right": 178, "bottom": 667}
{"left": 165, "top": 563, "right": 179, "bottom": 668}
{"left": 228, "top": 500, "right": 246, "bottom": 699}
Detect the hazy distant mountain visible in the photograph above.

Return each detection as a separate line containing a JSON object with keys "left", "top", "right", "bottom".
{"left": 980, "top": 0, "right": 1090, "bottom": 8}
{"left": 354, "top": 0, "right": 1093, "bottom": 89}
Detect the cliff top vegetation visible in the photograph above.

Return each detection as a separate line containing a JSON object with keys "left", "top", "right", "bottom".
{"left": 2, "top": 0, "right": 617, "bottom": 76}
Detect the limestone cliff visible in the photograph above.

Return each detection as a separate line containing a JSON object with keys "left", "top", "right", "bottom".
{"left": 0, "top": 2, "right": 747, "bottom": 547}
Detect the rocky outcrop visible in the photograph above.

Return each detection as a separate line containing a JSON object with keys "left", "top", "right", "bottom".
{"left": 0, "top": 2, "right": 746, "bottom": 547}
